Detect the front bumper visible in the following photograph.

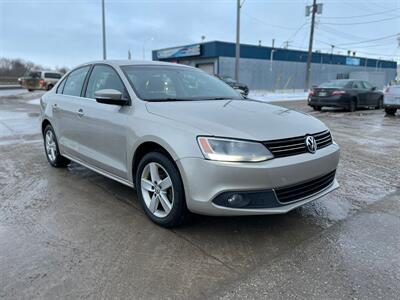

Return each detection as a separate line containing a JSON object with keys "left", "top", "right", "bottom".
{"left": 384, "top": 96, "right": 400, "bottom": 108}
{"left": 177, "top": 143, "right": 340, "bottom": 216}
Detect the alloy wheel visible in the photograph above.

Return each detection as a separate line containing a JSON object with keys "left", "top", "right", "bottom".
{"left": 140, "top": 162, "right": 174, "bottom": 218}
{"left": 45, "top": 130, "right": 57, "bottom": 162}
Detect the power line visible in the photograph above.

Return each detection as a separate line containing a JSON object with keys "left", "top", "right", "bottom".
{"left": 334, "top": 34, "right": 400, "bottom": 46}
{"left": 342, "top": 42, "right": 398, "bottom": 49}
{"left": 317, "top": 34, "right": 399, "bottom": 47}
{"left": 321, "top": 15, "right": 399, "bottom": 26}
{"left": 321, "top": 7, "right": 400, "bottom": 19}
{"left": 285, "top": 22, "right": 308, "bottom": 45}
{"left": 317, "top": 24, "right": 366, "bottom": 42}
{"left": 241, "top": 12, "right": 298, "bottom": 30}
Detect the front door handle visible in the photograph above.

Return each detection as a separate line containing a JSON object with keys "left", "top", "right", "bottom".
{"left": 77, "top": 109, "right": 84, "bottom": 117}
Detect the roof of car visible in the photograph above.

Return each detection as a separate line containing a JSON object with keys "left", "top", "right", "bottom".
{"left": 77, "top": 60, "right": 193, "bottom": 69}
{"left": 30, "top": 70, "right": 61, "bottom": 73}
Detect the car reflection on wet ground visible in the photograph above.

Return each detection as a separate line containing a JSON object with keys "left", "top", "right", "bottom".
{"left": 0, "top": 90, "right": 399, "bottom": 299}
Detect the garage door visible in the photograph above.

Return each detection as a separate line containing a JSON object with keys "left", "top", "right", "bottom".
{"left": 196, "top": 63, "right": 214, "bottom": 75}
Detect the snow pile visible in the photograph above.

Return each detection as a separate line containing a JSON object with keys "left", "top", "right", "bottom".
{"left": 28, "top": 99, "right": 40, "bottom": 105}
{"left": 248, "top": 90, "right": 308, "bottom": 102}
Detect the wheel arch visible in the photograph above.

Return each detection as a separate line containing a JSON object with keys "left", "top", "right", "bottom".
{"left": 41, "top": 119, "right": 52, "bottom": 136}
{"left": 350, "top": 95, "right": 358, "bottom": 107}
{"left": 131, "top": 141, "right": 178, "bottom": 183}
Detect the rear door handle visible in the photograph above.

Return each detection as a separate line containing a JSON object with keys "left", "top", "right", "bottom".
{"left": 77, "top": 109, "right": 84, "bottom": 117}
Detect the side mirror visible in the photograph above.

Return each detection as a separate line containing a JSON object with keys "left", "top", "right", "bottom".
{"left": 371, "top": 87, "right": 377, "bottom": 91}
{"left": 95, "top": 89, "right": 129, "bottom": 106}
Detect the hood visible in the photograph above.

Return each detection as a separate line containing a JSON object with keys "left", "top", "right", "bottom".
{"left": 146, "top": 99, "right": 327, "bottom": 141}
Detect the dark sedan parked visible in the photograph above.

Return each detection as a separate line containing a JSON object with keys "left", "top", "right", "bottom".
{"left": 216, "top": 75, "right": 249, "bottom": 97}
{"left": 308, "top": 79, "right": 383, "bottom": 112}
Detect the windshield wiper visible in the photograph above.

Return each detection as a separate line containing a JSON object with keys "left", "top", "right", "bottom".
{"left": 203, "top": 97, "right": 234, "bottom": 100}
{"left": 147, "top": 98, "right": 190, "bottom": 102}
{"left": 147, "top": 97, "right": 238, "bottom": 102}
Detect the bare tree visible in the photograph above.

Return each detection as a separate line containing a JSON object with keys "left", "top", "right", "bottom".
{"left": 0, "top": 57, "right": 45, "bottom": 77}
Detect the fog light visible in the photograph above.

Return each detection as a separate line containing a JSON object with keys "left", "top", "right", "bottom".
{"left": 227, "top": 194, "right": 250, "bottom": 208}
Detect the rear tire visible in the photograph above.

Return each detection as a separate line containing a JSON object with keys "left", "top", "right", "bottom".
{"left": 385, "top": 107, "right": 397, "bottom": 115}
{"left": 43, "top": 125, "right": 70, "bottom": 168}
{"left": 313, "top": 106, "right": 321, "bottom": 111}
{"left": 28, "top": 89, "right": 33, "bottom": 92}
{"left": 349, "top": 98, "right": 357, "bottom": 112}
{"left": 136, "top": 151, "right": 188, "bottom": 228}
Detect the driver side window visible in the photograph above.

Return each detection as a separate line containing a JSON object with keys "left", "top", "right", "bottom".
{"left": 85, "top": 65, "right": 128, "bottom": 99}
{"left": 362, "top": 81, "right": 373, "bottom": 89}
{"left": 352, "top": 81, "right": 362, "bottom": 89}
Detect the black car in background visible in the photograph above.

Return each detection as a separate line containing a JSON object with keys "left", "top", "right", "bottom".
{"left": 308, "top": 79, "right": 383, "bottom": 112}
{"left": 216, "top": 75, "right": 249, "bottom": 97}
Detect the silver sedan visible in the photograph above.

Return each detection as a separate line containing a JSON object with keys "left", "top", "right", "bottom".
{"left": 40, "top": 60, "right": 340, "bottom": 227}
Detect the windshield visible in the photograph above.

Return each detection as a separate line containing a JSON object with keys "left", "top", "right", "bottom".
{"left": 319, "top": 80, "right": 351, "bottom": 88}
{"left": 121, "top": 65, "right": 242, "bottom": 101}
{"left": 222, "top": 76, "right": 236, "bottom": 83}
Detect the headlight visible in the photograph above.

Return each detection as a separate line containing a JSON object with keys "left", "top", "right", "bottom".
{"left": 197, "top": 137, "right": 274, "bottom": 162}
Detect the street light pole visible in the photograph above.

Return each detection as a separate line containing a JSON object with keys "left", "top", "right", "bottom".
{"left": 102, "top": 0, "right": 107, "bottom": 60}
{"left": 142, "top": 37, "right": 154, "bottom": 61}
{"left": 235, "top": 0, "right": 241, "bottom": 81}
{"left": 304, "top": 0, "right": 317, "bottom": 91}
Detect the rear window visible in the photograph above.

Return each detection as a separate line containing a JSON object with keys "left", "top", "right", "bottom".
{"left": 62, "top": 66, "right": 90, "bottom": 97}
{"left": 45, "top": 72, "right": 62, "bottom": 79}
{"left": 319, "top": 80, "right": 351, "bottom": 88}
{"left": 28, "top": 72, "right": 41, "bottom": 79}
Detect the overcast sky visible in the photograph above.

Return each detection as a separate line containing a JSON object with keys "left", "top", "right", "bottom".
{"left": 1, "top": 0, "right": 399, "bottom": 69}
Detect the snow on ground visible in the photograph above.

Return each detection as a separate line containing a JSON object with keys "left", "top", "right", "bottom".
{"left": 248, "top": 90, "right": 308, "bottom": 102}
{"left": 0, "top": 88, "right": 27, "bottom": 97}
{"left": 28, "top": 99, "right": 41, "bottom": 105}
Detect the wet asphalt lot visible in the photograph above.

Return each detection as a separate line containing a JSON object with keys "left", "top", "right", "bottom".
{"left": 0, "top": 90, "right": 399, "bottom": 299}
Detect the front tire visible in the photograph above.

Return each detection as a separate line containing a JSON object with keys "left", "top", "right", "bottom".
{"left": 313, "top": 106, "right": 321, "bottom": 111}
{"left": 349, "top": 98, "right": 357, "bottom": 112}
{"left": 136, "top": 152, "right": 188, "bottom": 228}
{"left": 385, "top": 107, "right": 397, "bottom": 115}
{"left": 43, "top": 125, "right": 70, "bottom": 168}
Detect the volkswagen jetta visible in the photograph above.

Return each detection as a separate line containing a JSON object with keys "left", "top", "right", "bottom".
{"left": 41, "top": 60, "right": 340, "bottom": 227}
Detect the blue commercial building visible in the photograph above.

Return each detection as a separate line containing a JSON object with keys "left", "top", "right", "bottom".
{"left": 152, "top": 41, "right": 397, "bottom": 90}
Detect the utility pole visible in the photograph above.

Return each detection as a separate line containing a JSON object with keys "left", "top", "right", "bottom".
{"left": 304, "top": 0, "right": 317, "bottom": 90}
{"left": 142, "top": 37, "right": 154, "bottom": 61}
{"left": 101, "top": 0, "right": 107, "bottom": 60}
{"left": 283, "top": 41, "right": 290, "bottom": 49}
{"left": 235, "top": 0, "right": 241, "bottom": 81}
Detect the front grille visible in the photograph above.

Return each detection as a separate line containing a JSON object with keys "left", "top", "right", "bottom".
{"left": 263, "top": 130, "right": 332, "bottom": 158}
{"left": 274, "top": 170, "right": 336, "bottom": 203}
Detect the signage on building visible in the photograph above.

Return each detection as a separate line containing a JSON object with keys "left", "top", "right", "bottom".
{"left": 157, "top": 44, "right": 201, "bottom": 59}
{"left": 346, "top": 57, "right": 360, "bottom": 66}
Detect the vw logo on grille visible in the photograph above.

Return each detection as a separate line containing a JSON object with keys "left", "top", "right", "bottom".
{"left": 305, "top": 136, "right": 317, "bottom": 154}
